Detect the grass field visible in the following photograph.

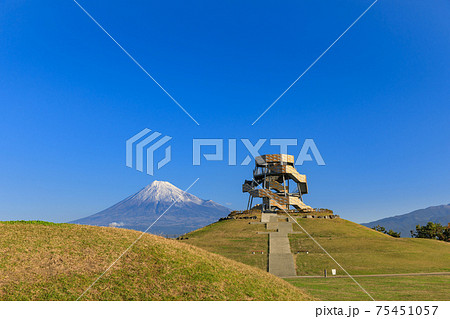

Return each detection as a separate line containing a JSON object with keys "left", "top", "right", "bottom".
{"left": 184, "top": 216, "right": 450, "bottom": 301}
{"left": 185, "top": 219, "right": 269, "bottom": 271}
{"left": 286, "top": 275, "right": 450, "bottom": 301}
{"left": 289, "top": 218, "right": 450, "bottom": 276}
{"left": 185, "top": 217, "right": 450, "bottom": 276}
{"left": 0, "top": 221, "right": 311, "bottom": 301}
{"left": 4, "top": 217, "right": 447, "bottom": 301}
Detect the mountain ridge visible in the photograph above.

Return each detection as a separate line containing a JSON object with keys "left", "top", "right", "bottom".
{"left": 361, "top": 203, "right": 450, "bottom": 237}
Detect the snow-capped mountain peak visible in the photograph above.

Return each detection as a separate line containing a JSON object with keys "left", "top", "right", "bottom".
{"left": 70, "top": 180, "right": 231, "bottom": 234}
{"left": 131, "top": 180, "right": 203, "bottom": 205}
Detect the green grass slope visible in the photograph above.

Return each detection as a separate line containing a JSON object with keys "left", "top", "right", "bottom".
{"left": 186, "top": 217, "right": 450, "bottom": 275}
{"left": 286, "top": 275, "right": 450, "bottom": 301}
{"left": 289, "top": 218, "right": 450, "bottom": 276}
{"left": 0, "top": 221, "right": 311, "bottom": 301}
{"left": 184, "top": 216, "right": 450, "bottom": 301}
{"left": 184, "top": 218, "right": 269, "bottom": 271}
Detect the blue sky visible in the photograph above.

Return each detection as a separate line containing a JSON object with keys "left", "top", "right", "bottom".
{"left": 0, "top": 0, "right": 449, "bottom": 224}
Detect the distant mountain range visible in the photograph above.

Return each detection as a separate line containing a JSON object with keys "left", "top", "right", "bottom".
{"left": 361, "top": 204, "right": 450, "bottom": 237}
{"left": 70, "top": 181, "right": 231, "bottom": 235}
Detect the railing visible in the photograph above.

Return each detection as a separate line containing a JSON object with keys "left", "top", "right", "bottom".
{"left": 253, "top": 167, "right": 269, "bottom": 176}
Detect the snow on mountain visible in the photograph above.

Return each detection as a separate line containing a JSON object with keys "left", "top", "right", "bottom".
{"left": 70, "top": 181, "right": 231, "bottom": 235}
{"left": 130, "top": 181, "right": 204, "bottom": 205}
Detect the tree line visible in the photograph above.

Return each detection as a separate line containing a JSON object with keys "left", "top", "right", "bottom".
{"left": 372, "top": 225, "right": 401, "bottom": 238}
{"left": 372, "top": 222, "right": 450, "bottom": 242}
{"left": 410, "top": 222, "right": 450, "bottom": 242}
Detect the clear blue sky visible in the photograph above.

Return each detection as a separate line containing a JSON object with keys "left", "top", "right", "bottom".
{"left": 0, "top": 0, "right": 449, "bottom": 223}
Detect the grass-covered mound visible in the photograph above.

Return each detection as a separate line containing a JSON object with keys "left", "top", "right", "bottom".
{"left": 183, "top": 218, "right": 269, "bottom": 271}
{"left": 0, "top": 221, "right": 311, "bottom": 301}
{"left": 289, "top": 218, "right": 450, "bottom": 275}
{"left": 186, "top": 217, "right": 450, "bottom": 275}
{"left": 184, "top": 217, "right": 450, "bottom": 300}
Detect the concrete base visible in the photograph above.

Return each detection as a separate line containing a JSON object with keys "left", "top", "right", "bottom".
{"left": 261, "top": 213, "right": 278, "bottom": 223}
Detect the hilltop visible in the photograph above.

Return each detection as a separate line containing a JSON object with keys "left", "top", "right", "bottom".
{"left": 0, "top": 221, "right": 311, "bottom": 301}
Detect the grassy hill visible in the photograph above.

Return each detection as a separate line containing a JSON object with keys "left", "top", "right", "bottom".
{"left": 185, "top": 216, "right": 450, "bottom": 300}
{"left": 289, "top": 218, "right": 450, "bottom": 275}
{"left": 181, "top": 216, "right": 269, "bottom": 271}
{"left": 0, "top": 221, "right": 311, "bottom": 301}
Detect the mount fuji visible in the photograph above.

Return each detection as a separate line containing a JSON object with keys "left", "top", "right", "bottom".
{"left": 70, "top": 181, "right": 231, "bottom": 235}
